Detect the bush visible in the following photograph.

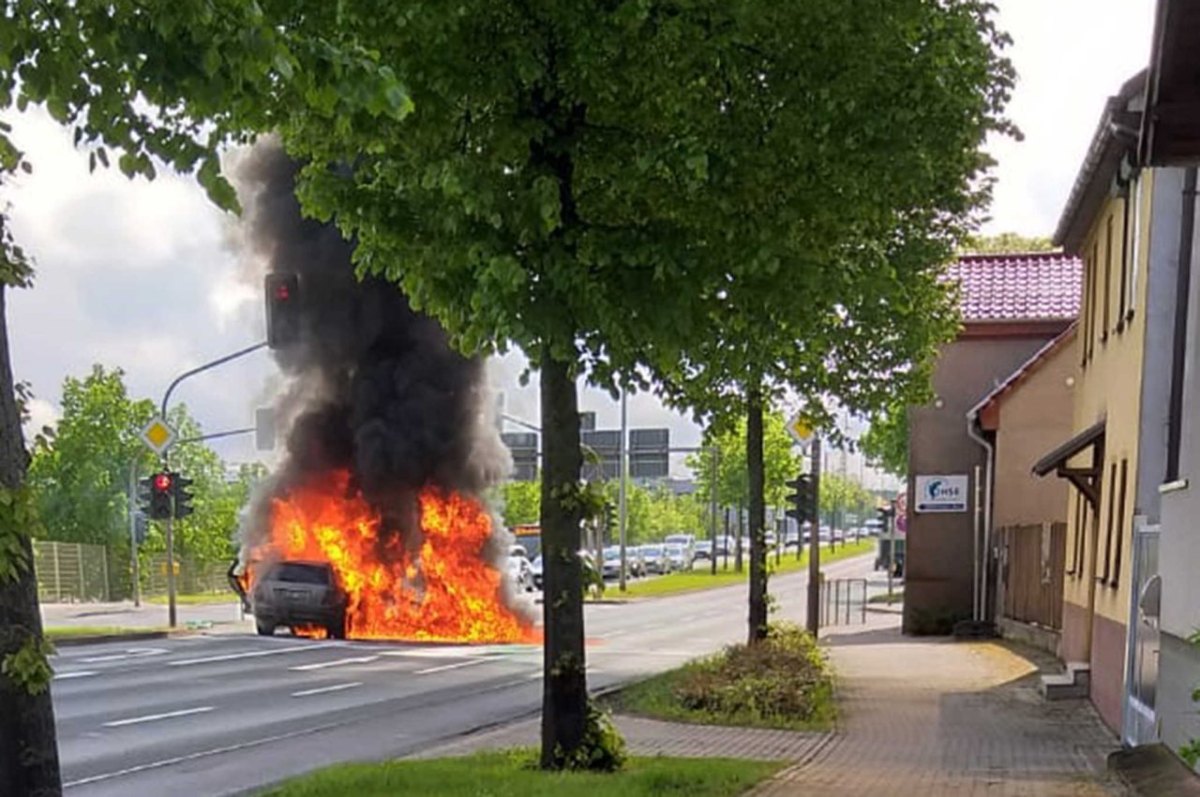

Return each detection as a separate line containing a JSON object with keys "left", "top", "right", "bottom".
{"left": 671, "top": 622, "right": 834, "bottom": 727}
{"left": 548, "top": 701, "right": 627, "bottom": 772}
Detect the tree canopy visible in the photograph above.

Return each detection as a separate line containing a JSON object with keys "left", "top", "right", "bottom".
{"left": 860, "top": 404, "right": 909, "bottom": 478}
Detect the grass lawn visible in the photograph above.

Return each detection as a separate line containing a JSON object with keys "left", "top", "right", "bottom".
{"left": 619, "top": 538, "right": 874, "bottom": 598}
{"left": 145, "top": 592, "right": 237, "bottom": 605}
{"left": 44, "top": 625, "right": 169, "bottom": 640}
{"left": 867, "top": 588, "right": 903, "bottom": 605}
{"left": 608, "top": 625, "right": 836, "bottom": 733}
{"left": 257, "top": 750, "right": 782, "bottom": 797}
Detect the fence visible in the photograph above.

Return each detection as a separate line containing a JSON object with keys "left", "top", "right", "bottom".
{"left": 820, "top": 577, "right": 868, "bottom": 628}
{"left": 997, "top": 522, "right": 1065, "bottom": 630}
{"left": 143, "top": 553, "right": 230, "bottom": 598}
{"left": 32, "top": 540, "right": 111, "bottom": 603}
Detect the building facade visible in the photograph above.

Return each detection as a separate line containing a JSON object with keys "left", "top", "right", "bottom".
{"left": 904, "top": 253, "right": 1080, "bottom": 635}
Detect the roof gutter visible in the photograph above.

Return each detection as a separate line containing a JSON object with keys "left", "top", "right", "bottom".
{"left": 965, "top": 403, "right": 994, "bottom": 625}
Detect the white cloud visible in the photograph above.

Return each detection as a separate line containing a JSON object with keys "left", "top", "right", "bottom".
{"left": 983, "top": 0, "right": 1156, "bottom": 237}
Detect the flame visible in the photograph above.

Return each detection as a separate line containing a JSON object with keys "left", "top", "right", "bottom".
{"left": 292, "top": 623, "right": 330, "bottom": 640}
{"left": 247, "top": 470, "right": 536, "bottom": 644}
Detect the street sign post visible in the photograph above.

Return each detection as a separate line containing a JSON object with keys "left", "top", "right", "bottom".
{"left": 139, "top": 417, "right": 176, "bottom": 456}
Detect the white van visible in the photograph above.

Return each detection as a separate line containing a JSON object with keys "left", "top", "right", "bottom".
{"left": 663, "top": 533, "right": 696, "bottom": 567}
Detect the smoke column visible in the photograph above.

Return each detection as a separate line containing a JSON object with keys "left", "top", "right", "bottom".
{"left": 233, "top": 140, "right": 515, "bottom": 594}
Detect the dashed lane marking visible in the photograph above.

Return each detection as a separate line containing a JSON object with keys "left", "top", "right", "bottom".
{"left": 289, "top": 656, "right": 379, "bottom": 672}
{"left": 291, "top": 682, "right": 363, "bottom": 697}
{"left": 103, "top": 706, "right": 214, "bottom": 728}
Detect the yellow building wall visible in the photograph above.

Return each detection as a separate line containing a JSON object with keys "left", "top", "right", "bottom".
{"left": 1063, "top": 170, "right": 1154, "bottom": 630}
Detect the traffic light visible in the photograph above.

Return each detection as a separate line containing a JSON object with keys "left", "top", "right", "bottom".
{"left": 265, "top": 273, "right": 301, "bottom": 348}
{"left": 143, "top": 471, "right": 174, "bottom": 520}
{"left": 172, "top": 474, "right": 195, "bottom": 519}
{"left": 133, "top": 512, "right": 149, "bottom": 544}
{"left": 603, "top": 503, "right": 616, "bottom": 542}
{"left": 785, "top": 474, "right": 814, "bottom": 522}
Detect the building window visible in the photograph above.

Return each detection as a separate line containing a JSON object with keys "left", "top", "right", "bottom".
{"left": 1102, "top": 216, "right": 1113, "bottom": 341}
{"left": 1111, "top": 458, "right": 1128, "bottom": 588}
{"left": 1129, "top": 176, "right": 1143, "bottom": 320}
{"left": 1100, "top": 461, "right": 1116, "bottom": 583}
{"left": 1084, "top": 243, "right": 1098, "bottom": 363}
{"left": 1118, "top": 198, "right": 1130, "bottom": 328}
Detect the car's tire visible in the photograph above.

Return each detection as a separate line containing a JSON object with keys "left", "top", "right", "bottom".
{"left": 327, "top": 616, "right": 347, "bottom": 640}
{"left": 256, "top": 619, "right": 275, "bottom": 636}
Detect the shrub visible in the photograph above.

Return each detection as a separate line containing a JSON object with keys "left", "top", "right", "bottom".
{"left": 671, "top": 622, "right": 834, "bottom": 726}
{"left": 548, "top": 701, "right": 627, "bottom": 772}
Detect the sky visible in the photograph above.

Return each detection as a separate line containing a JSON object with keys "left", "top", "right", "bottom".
{"left": 2, "top": 1, "right": 1157, "bottom": 485}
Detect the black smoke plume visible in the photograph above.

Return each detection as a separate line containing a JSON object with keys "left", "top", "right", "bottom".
{"left": 234, "top": 140, "right": 512, "bottom": 572}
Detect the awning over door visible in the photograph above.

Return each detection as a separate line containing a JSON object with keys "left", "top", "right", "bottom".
{"left": 1032, "top": 420, "right": 1106, "bottom": 510}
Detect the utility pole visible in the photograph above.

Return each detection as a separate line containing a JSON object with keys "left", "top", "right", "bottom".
{"left": 710, "top": 446, "right": 719, "bottom": 576}
{"left": 618, "top": 389, "right": 628, "bottom": 592}
{"left": 806, "top": 438, "right": 822, "bottom": 636}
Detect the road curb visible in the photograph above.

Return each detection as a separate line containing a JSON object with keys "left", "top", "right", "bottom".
{"left": 50, "top": 629, "right": 188, "bottom": 647}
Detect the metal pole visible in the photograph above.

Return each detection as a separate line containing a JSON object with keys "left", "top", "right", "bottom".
{"left": 618, "top": 389, "right": 628, "bottom": 592}
{"left": 710, "top": 446, "right": 719, "bottom": 577}
{"left": 973, "top": 464, "right": 982, "bottom": 622}
{"left": 128, "top": 459, "right": 141, "bottom": 607}
{"left": 806, "top": 437, "right": 822, "bottom": 636}
{"left": 887, "top": 502, "right": 896, "bottom": 599}
{"left": 160, "top": 341, "right": 267, "bottom": 420}
{"left": 165, "top": 512, "right": 177, "bottom": 628}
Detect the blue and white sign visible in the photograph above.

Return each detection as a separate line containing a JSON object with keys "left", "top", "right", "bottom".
{"left": 914, "top": 474, "right": 968, "bottom": 513}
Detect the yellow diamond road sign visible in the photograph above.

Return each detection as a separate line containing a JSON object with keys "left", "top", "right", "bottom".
{"left": 139, "top": 417, "right": 176, "bottom": 455}
{"left": 786, "top": 415, "right": 813, "bottom": 448}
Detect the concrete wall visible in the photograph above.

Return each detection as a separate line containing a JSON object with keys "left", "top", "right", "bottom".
{"left": 993, "top": 339, "right": 1076, "bottom": 530}
{"left": 904, "top": 334, "right": 1054, "bottom": 634}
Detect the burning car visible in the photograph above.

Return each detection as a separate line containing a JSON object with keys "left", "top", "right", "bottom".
{"left": 244, "top": 560, "right": 348, "bottom": 638}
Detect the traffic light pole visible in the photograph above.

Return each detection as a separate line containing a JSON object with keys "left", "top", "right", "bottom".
{"left": 618, "top": 390, "right": 628, "bottom": 592}
{"left": 806, "top": 438, "right": 822, "bottom": 637}
{"left": 127, "top": 460, "right": 140, "bottom": 608}
{"left": 158, "top": 340, "right": 266, "bottom": 629}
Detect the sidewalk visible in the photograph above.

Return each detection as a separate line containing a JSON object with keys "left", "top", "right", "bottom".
{"left": 424, "top": 608, "right": 1125, "bottom": 796}
{"left": 758, "top": 607, "right": 1124, "bottom": 796}
{"left": 41, "top": 599, "right": 250, "bottom": 632}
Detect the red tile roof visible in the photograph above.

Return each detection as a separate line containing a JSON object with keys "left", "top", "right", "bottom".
{"left": 947, "top": 252, "right": 1082, "bottom": 322}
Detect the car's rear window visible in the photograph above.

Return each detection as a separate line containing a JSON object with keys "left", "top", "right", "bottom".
{"left": 273, "top": 563, "right": 331, "bottom": 585}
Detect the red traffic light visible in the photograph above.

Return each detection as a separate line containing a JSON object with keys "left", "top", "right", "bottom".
{"left": 273, "top": 282, "right": 291, "bottom": 302}
{"left": 153, "top": 473, "right": 173, "bottom": 492}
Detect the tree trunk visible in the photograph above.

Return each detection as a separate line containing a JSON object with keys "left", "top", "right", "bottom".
{"left": 746, "top": 388, "right": 768, "bottom": 644}
{"left": 0, "top": 284, "right": 63, "bottom": 796}
{"left": 538, "top": 347, "right": 587, "bottom": 769}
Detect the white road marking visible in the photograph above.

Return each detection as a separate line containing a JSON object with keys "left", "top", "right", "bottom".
{"left": 380, "top": 646, "right": 491, "bottom": 659}
{"left": 53, "top": 670, "right": 98, "bottom": 680}
{"left": 289, "top": 655, "right": 379, "bottom": 672}
{"left": 415, "top": 657, "right": 495, "bottom": 675}
{"left": 291, "top": 681, "right": 363, "bottom": 697}
{"left": 168, "top": 645, "right": 313, "bottom": 667}
{"left": 102, "top": 706, "right": 214, "bottom": 728}
{"left": 603, "top": 630, "right": 629, "bottom": 639}
{"left": 81, "top": 647, "right": 167, "bottom": 664}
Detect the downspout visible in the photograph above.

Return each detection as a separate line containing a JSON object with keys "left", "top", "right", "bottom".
{"left": 967, "top": 408, "right": 995, "bottom": 624}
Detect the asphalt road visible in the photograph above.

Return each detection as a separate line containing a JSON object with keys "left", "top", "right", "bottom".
{"left": 54, "top": 553, "right": 875, "bottom": 797}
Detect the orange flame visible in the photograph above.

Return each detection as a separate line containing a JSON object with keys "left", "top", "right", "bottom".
{"left": 246, "top": 470, "right": 536, "bottom": 644}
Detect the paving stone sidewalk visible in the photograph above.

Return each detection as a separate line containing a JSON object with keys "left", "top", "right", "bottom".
{"left": 418, "top": 608, "right": 1126, "bottom": 796}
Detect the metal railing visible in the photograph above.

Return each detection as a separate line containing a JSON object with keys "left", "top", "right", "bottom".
{"left": 820, "top": 577, "right": 868, "bottom": 628}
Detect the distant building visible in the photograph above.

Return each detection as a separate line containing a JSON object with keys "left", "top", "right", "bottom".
{"left": 904, "top": 252, "right": 1080, "bottom": 635}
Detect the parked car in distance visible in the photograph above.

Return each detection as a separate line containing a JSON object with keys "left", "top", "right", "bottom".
{"left": 694, "top": 539, "right": 713, "bottom": 560}
{"left": 601, "top": 546, "right": 629, "bottom": 580}
{"left": 663, "top": 533, "right": 696, "bottom": 567}
{"left": 627, "top": 546, "right": 646, "bottom": 577}
{"left": 863, "top": 519, "right": 884, "bottom": 536}
{"left": 507, "top": 548, "right": 534, "bottom": 592}
{"left": 251, "top": 560, "right": 347, "bottom": 639}
{"left": 640, "top": 544, "right": 671, "bottom": 574}
{"left": 714, "top": 535, "right": 734, "bottom": 557}
{"left": 665, "top": 543, "right": 688, "bottom": 572}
